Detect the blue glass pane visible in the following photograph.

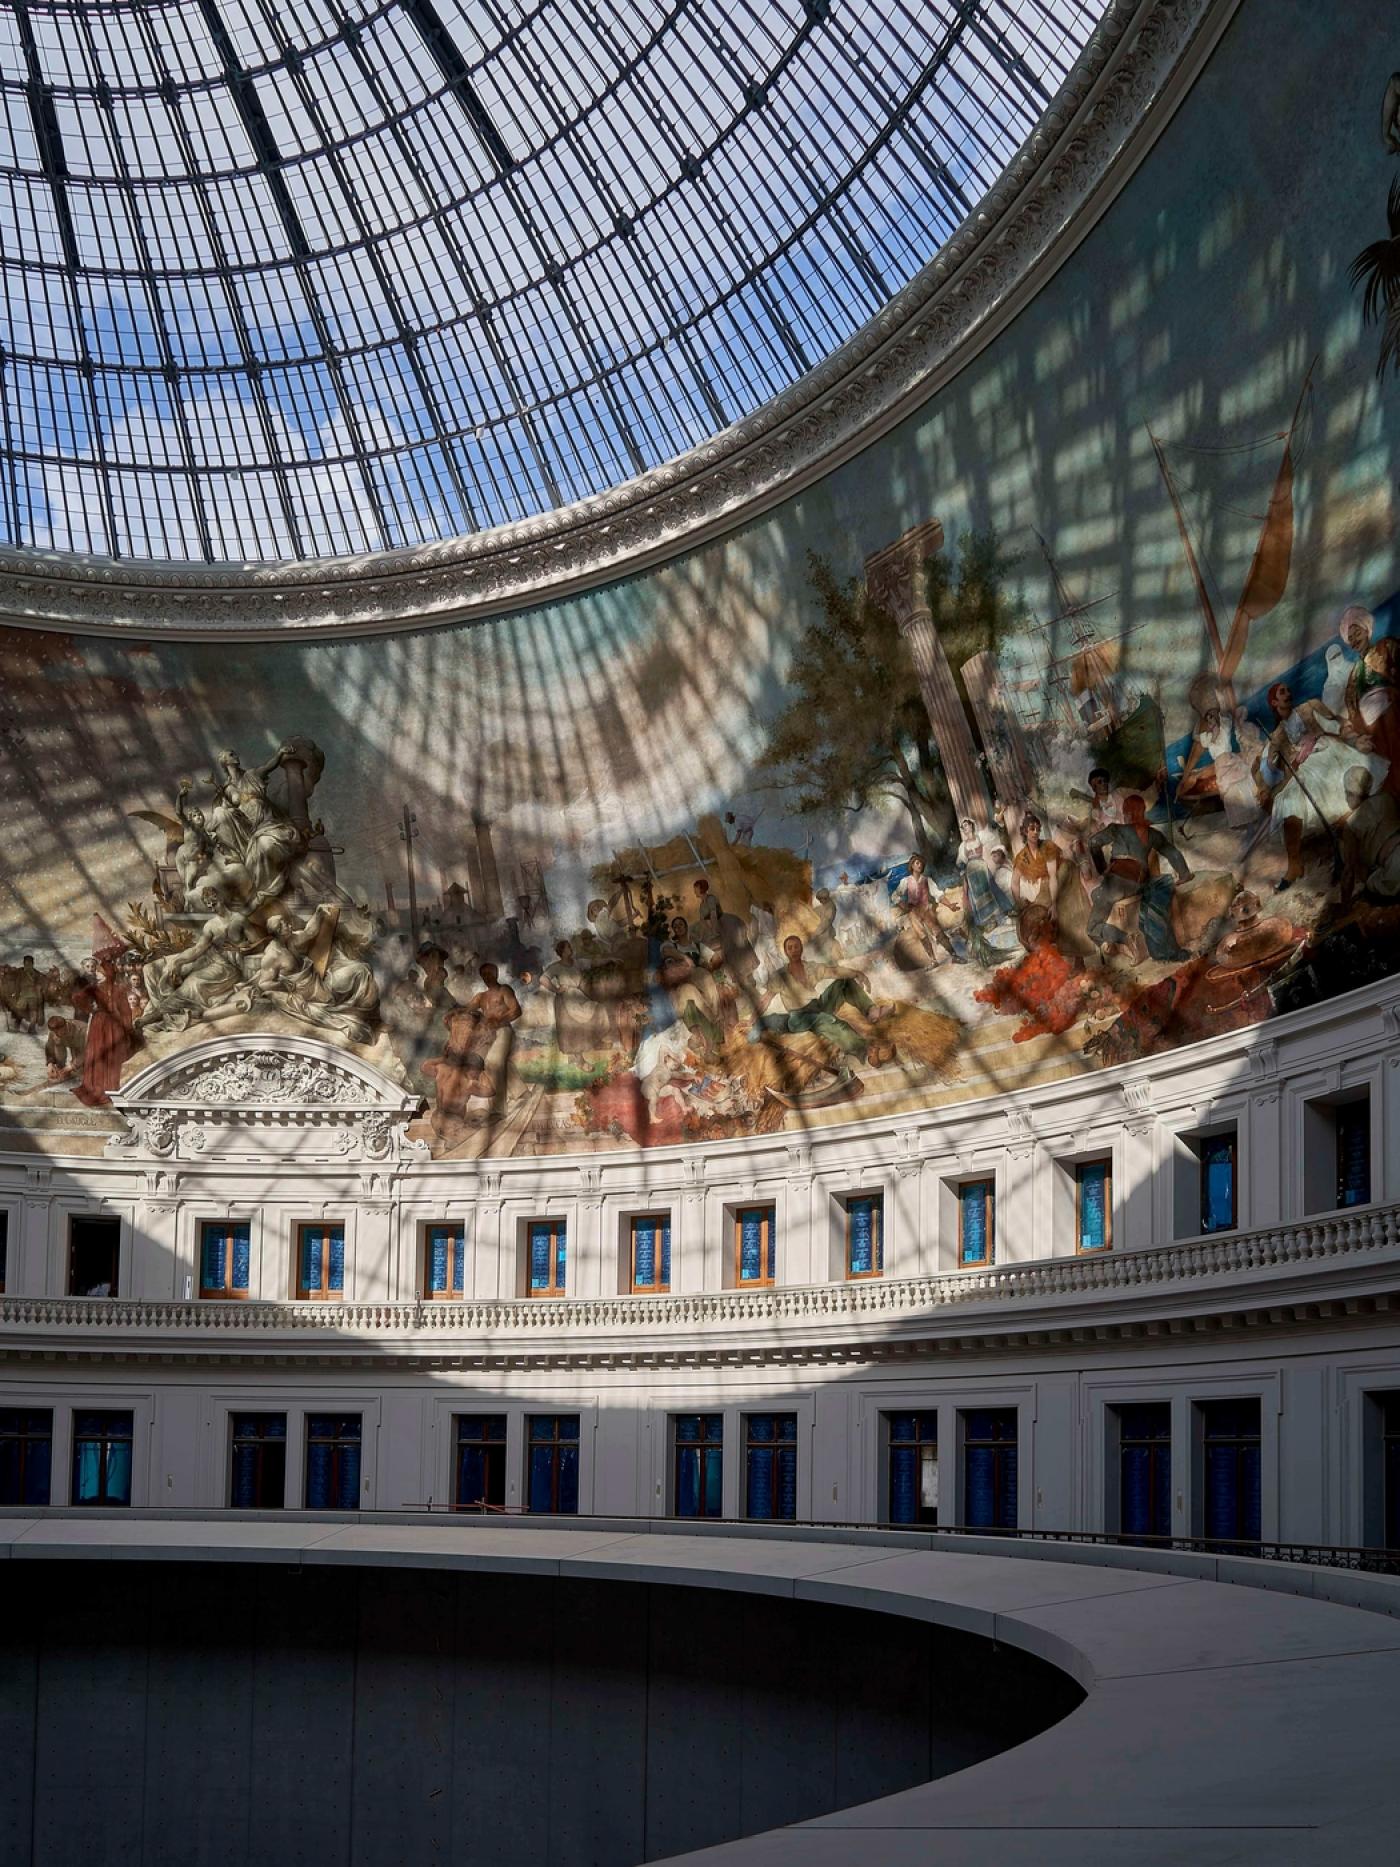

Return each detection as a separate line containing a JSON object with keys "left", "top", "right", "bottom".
{"left": 557, "top": 1445, "right": 579, "bottom": 1514}
{"left": 739, "top": 1209, "right": 768, "bottom": 1282}
{"left": 429, "top": 1228, "right": 450, "bottom": 1293}
{"left": 75, "top": 1440, "right": 102, "bottom": 1503}
{"left": 1337, "top": 1103, "right": 1371, "bottom": 1208}
{"left": 960, "top": 1181, "right": 990, "bottom": 1264}
{"left": 453, "top": 1234, "right": 465, "bottom": 1292}
{"left": 676, "top": 1447, "right": 699, "bottom": 1517}
{"left": 529, "top": 1223, "right": 554, "bottom": 1290}
{"left": 1201, "top": 1136, "right": 1235, "bottom": 1233}
{"left": 557, "top": 1416, "right": 580, "bottom": 1442}
{"left": 890, "top": 1445, "right": 918, "bottom": 1523}
{"left": 749, "top": 1415, "right": 775, "bottom": 1443}
{"left": 965, "top": 1446, "right": 995, "bottom": 1527}
{"left": 327, "top": 1229, "right": 345, "bottom": 1292}
{"left": 1078, "top": 1161, "right": 1110, "bottom": 1251}
{"left": 1121, "top": 1445, "right": 1154, "bottom": 1536}
{"left": 200, "top": 1228, "right": 225, "bottom": 1290}
{"left": 747, "top": 1447, "right": 773, "bottom": 1519}
{"left": 675, "top": 1415, "right": 701, "bottom": 1444}
{"left": 306, "top": 1440, "right": 331, "bottom": 1508}
{"left": 633, "top": 1218, "right": 656, "bottom": 1287}
{"left": 703, "top": 1447, "right": 723, "bottom": 1518}
{"left": 776, "top": 1444, "right": 797, "bottom": 1520}
{"left": 231, "top": 1227, "right": 251, "bottom": 1290}
{"left": 457, "top": 1445, "right": 486, "bottom": 1508}
{"left": 848, "top": 1197, "right": 876, "bottom": 1275}
{"left": 26, "top": 1437, "right": 51, "bottom": 1507}
{"left": 528, "top": 1445, "right": 554, "bottom": 1513}
{"left": 889, "top": 1413, "right": 918, "bottom": 1441}
{"left": 555, "top": 1231, "right": 567, "bottom": 1289}
{"left": 660, "top": 1221, "right": 671, "bottom": 1288}
{"left": 300, "top": 1231, "right": 321, "bottom": 1291}
{"left": 105, "top": 1442, "right": 132, "bottom": 1506}
{"left": 335, "top": 1445, "right": 360, "bottom": 1510}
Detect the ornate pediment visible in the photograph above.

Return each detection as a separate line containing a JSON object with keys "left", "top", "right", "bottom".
{"left": 105, "top": 1034, "right": 426, "bottom": 1164}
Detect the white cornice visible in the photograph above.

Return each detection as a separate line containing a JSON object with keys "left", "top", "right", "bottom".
{"left": 0, "top": 0, "right": 1241, "bottom": 643}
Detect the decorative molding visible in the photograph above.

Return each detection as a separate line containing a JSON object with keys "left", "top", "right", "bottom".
{"left": 0, "top": 0, "right": 1241, "bottom": 643}
{"left": 105, "top": 1034, "right": 425, "bottom": 1165}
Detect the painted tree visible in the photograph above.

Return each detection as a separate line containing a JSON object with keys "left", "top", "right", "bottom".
{"left": 758, "top": 528, "right": 1025, "bottom": 862}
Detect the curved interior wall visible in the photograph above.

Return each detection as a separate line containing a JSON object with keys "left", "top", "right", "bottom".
{"left": 0, "top": 1561, "right": 1079, "bottom": 1867}
{"left": 1, "top": 0, "right": 1399, "bottom": 1168}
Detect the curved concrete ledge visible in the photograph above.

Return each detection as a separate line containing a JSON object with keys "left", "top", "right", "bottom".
{"left": 3, "top": 1514, "right": 1397, "bottom": 1863}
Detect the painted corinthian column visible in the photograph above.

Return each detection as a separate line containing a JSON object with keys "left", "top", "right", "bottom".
{"left": 865, "top": 521, "right": 989, "bottom": 827}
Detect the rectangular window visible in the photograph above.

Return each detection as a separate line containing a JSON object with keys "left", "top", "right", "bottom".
{"left": 1199, "top": 1134, "right": 1237, "bottom": 1234}
{"left": 0, "top": 1408, "right": 52, "bottom": 1506}
{"left": 0, "top": 1209, "right": 8, "bottom": 1293}
{"left": 630, "top": 1214, "right": 671, "bottom": 1293}
{"left": 1381, "top": 1393, "right": 1400, "bottom": 1552}
{"left": 886, "top": 1412, "right": 939, "bottom": 1525}
{"left": 963, "top": 1409, "right": 1018, "bottom": 1529}
{"left": 304, "top": 1413, "right": 361, "bottom": 1509}
{"left": 296, "top": 1223, "right": 346, "bottom": 1300}
{"left": 958, "top": 1179, "right": 995, "bottom": 1267}
{"left": 526, "top": 1414, "right": 579, "bottom": 1514}
{"left": 72, "top": 1410, "right": 133, "bottom": 1506}
{"left": 735, "top": 1206, "right": 776, "bottom": 1286}
{"left": 674, "top": 1413, "right": 724, "bottom": 1518}
{"left": 527, "top": 1221, "right": 566, "bottom": 1297}
{"left": 68, "top": 1215, "right": 120, "bottom": 1297}
{"left": 1337, "top": 1101, "right": 1372, "bottom": 1209}
{"left": 425, "top": 1224, "right": 466, "bottom": 1298}
{"left": 1200, "top": 1399, "right": 1261, "bottom": 1544}
{"left": 1075, "top": 1160, "right": 1112, "bottom": 1253}
{"left": 230, "top": 1413, "right": 286, "bottom": 1509}
{"left": 454, "top": 1414, "right": 507, "bottom": 1512}
{"left": 1115, "top": 1403, "right": 1171, "bottom": 1540}
{"left": 846, "top": 1195, "right": 883, "bottom": 1278}
{"left": 200, "top": 1220, "right": 251, "bottom": 1298}
{"left": 744, "top": 1413, "right": 797, "bottom": 1521}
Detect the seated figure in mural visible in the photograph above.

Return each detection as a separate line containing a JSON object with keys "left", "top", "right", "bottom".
{"left": 752, "top": 935, "right": 892, "bottom": 1062}
{"left": 657, "top": 917, "right": 726, "bottom": 1052}
{"left": 1088, "top": 795, "right": 1191, "bottom": 962}
{"left": 254, "top": 903, "right": 380, "bottom": 1045}
{"left": 1259, "top": 683, "right": 1387, "bottom": 889}
{"left": 1340, "top": 766, "right": 1400, "bottom": 903}
{"left": 1175, "top": 706, "right": 1264, "bottom": 828}
{"left": 138, "top": 898, "right": 257, "bottom": 1031}
{"left": 954, "top": 817, "right": 1015, "bottom": 963}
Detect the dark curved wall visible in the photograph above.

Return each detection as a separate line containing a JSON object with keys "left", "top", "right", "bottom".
{"left": 0, "top": 1561, "right": 1079, "bottom": 1867}
{"left": 2, "top": 0, "right": 1397, "bottom": 1162}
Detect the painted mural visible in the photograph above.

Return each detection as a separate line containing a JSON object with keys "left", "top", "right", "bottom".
{"left": 2, "top": 3, "right": 1400, "bottom": 1160}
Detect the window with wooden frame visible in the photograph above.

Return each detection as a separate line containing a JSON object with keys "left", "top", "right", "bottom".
{"left": 0, "top": 1408, "right": 51, "bottom": 1506}
{"left": 453, "top": 1414, "right": 507, "bottom": 1512}
{"left": 845, "top": 1195, "right": 882, "bottom": 1278}
{"left": 1199, "top": 1132, "right": 1237, "bottom": 1235}
{"left": 424, "top": 1223, "right": 466, "bottom": 1299}
{"left": 1075, "top": 1159, "right": 1113, "bottom": 1253}
{"left": 68, "top": 1215, "right": 120, "bottom": 1297}
{"left": 230, "top": 1413, "right": 286, "bottom": 1509}
{"left": 673, "top": 1413, "right": 724, "bottom": 1518}
{"left": 526, "top": 1220, "right": 567, "bottom": 1296}
{"left": 526, "top": 1415, "right": 579, "bottom": 1513}
{"left": 957, "top": 1178, "right": 995, "bottom": 1267}
{"left": 629, "top": 1214, "right": 671, "bottom": 1293}
{"left": 1115, "top": 1403, "right": 1172, "bottom": 1541}
{"left": 72, "top": 1410, "right": 133, "bottom": 1506}
{"left": 1198, "top": 1398, "right": 1261, "bottom": 1545}
{"left": 199, "top": 1220, "right": 251, "bottom": 1298}
{"left": 296, "top": 1222, "right": 345, "bottom": 1299}
{"left": 962, "top": 1409, "right": 1018, "bottom": 1530}
{"left": 734, "top": 1206, "right": 776, "bottom": 1286}
{"left": 305, "top": 1413, "right": 361, "bottom": 1510}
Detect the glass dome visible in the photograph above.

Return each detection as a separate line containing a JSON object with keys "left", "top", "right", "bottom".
{"left": 0, "top": 0, "right": 1105, "bottom": 564}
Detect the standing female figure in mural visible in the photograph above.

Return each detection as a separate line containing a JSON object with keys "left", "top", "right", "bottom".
{"left": 542, "top": 939, "right": 614, "bottom": 1064}
{"left": 955, "top": 818, "right": 1015, "bottom": 964}
{"left": 1010, "top": 814, "right": 1064, "bottom": 945}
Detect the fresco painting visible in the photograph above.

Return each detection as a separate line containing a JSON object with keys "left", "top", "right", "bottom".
{"left": 3, "top": 19, "right": 1400, "bottom": 1159}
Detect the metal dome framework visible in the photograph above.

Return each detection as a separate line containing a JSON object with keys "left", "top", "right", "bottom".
{"left": 0, "top": 0, "right": 1105, "bottom": 564}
